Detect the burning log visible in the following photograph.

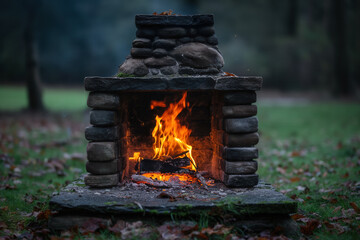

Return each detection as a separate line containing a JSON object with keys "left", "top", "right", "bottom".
{"left": 139, "top": 159, "right": 194, "bottom": 174}
{"left": 131, "top": 174, "right": 171, "bottom": 188}
{"left": 164, "top": 156, "right": 191, "bottom": 168}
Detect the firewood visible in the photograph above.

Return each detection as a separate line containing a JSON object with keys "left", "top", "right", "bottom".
{"left": 139, "top": 159, "right": 194, "bottom": 174}
{"left": 164, "top": 156, "right": 191, "bottom": 168}
{"left": 131, "top": 174, "right": 170, "bottom": 188}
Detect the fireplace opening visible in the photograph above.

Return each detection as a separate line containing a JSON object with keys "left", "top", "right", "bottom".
{"left": 120, "top": 91, "right": 219, "bottom": 187}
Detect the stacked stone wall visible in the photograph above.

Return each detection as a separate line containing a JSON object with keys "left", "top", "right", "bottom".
{"left": 119, "top": 15, "right": 224, "bottom": 77}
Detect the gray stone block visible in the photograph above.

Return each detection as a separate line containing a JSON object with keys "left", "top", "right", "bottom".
{"left": 153, "top": 39, "right": 176, "bottom": 49}
{"left": 144, "top": 56, "right": 176, "bottom": 67}
{"left": 118, "top": 58, "right": 149, "bottom": 77}
{"left": 223, "top": 147, "right": 258, "bottom": 161}
{"left": 215, "top": 76, "right": 263, "bottom": 91}
{"left": 221, "top": 160, "right": 258, "bottom": 174}
{"left": 90, "top": 110, "right": 117, "bottom": 126}
{"left": 85, "top": 126, "right": 118, "bottom": 141}
{"left": 224, "top": 132, "right": 259, "bottom": 147}
{"left": 198, "top": 26, "right": 215, "bottom": 37}
{"left": 194, "top": 36, "right": 206, "bottom": 43}
{"left": 152, "top": 48, "right": 168, "bottom": 58}
{"left": 224, "top": 117, "right": 258, "bottom": 133}
{"left": 131, "top": 48, "right": 152, "bottom": 58}
{"left": 160, "top": 65, "right": 178, "bottom": 75}
{"left": 87, "top": 142, "right": 116, "bottom": 162}
{"left": 86, "top": 159, "right": 118, "bottom": 175}
{"left": 136, "top": 28, "right": 156, "bottom": 38}
{"left": 132, "top": 38, "right": 152, "bottom": 48}
{"left": 222, "top": 173, "right": 259, "bottom": 187}
{"left": 87, "top": 92, "right": 119, "bottom": 110}
{"left": 84, "top": 173, "right": 119, "bottom": 187}
{"left": 222, "top": 105, "right": 257, "bottom": 118}
{"left": 158, "top": 27, "right": 187, "bottom": 38}
{"left": 207, "top": 35, "right": 218, "bottom": 45}
{"left": 178, "top": 37, "right": 192, "bottom": 44}
{"left": 224, "top": 91, "right": 256, "bottom": 105}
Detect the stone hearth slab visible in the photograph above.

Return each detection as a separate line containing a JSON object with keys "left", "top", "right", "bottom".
{"left": 49, "top": 176, "right": 297, "bottom": 232}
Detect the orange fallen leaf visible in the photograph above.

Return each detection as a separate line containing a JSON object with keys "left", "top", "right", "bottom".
{"left": 300, "top": 219, "right": 320, "bottom": 235}
{"left": 291, "top": 151, "right": 301, "bottom": 157}
{"left": 350, "top": 202, "right": 360, "bottom": 214}
{"left": 290, "top": 177, "right": 301, "bottom": 183}
{"left": 291, "top": 213, "right": 306, "bottom": 221}
{"left": 224, "top": 72, "right": 236, "bottom": 77}
{"left": 153, "top": 10, "right": 175, "bottom": 16}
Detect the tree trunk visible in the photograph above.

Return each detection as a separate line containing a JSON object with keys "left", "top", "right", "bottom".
{"left": 286, "top": 0, "right": 298, "bottom": 36}
{"left": 330, "top": 0, "right": 350, "bottom": 96}
{"left": 23, "top": 0, "right": 44, "bottom": 111}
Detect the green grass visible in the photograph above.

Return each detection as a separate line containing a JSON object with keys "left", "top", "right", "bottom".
{"left": 0, "top": 87, "right": 359, "bottom": 239}
{"left": 0, "top": 85, "right": 87, "bottom": 111}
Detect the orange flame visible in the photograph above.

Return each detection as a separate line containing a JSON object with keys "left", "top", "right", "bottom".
{"left": 150, "top": 100, "right": 167, "bottom": 110}
{"left": 150, "top": 92, "right": 196, "bottom": 170}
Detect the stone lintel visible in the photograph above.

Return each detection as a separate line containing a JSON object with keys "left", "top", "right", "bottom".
{"left": 84, "top": 76, "right": 262, "bottom": 92}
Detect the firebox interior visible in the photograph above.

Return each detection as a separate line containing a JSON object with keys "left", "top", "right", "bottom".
{"left": 120, "top": 91, "right": 220, "bottom": 180}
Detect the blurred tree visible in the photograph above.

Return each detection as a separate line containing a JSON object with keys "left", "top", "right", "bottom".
{"left": 23, "top": 0, "right": 44, "bottom": 111}
{"left": 330, "top": 0, "right": 350, "bottom": 96}
{"left": 286, "top": 0, "right": 298, "bottom": 36}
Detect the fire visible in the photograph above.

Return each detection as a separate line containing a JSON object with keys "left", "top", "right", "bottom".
{"left": 150, "top": 92, "right": 196, "bottom": 170}
{"left": 142, "top": 173, "right": 198, "bottom": 185}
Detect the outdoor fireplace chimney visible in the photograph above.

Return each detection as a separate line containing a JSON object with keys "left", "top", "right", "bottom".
{"left": 84, "top": 14, "right": 262, "bottom": 188}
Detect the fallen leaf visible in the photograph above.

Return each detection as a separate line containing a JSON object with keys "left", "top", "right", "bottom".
{"left": 342, "top": 172, "right": 349, "bottom": 178}
{"left": 224, "top": 72, "right": 236, "bottom": 77}
{"left": 291, "top": 151, "right": 301, "bottom": 157}
{"left": 300, "top": 219, "right": 320, "bottom": 235}
{"left": 350, "top": 202, "right": 360, "bottom": 214}
{"left": 108, "top": 220, "right": 126, "bottom": 234}
{"left": 290, "top": 177, "right": 301, "bottom": 182}
{"left": 291, "top": 213, "right": 306, "bottom": 221}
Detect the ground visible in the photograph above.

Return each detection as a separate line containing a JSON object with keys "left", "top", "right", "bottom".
{"left": 0, "top": 86, "right": 359, "bottom": 239}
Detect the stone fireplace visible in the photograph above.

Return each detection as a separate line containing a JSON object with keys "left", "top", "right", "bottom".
{"left": 83, "top": 14, "right": 262, "bottom": 188}
{"left": 49, "top": 15, "right": 298, "bottom": 235}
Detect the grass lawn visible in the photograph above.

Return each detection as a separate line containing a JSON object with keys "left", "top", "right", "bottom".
{"left": 0, "top": 85, "right": 87, "bottom": 111}
{"left": 0, "top": 86, "right": 359, "bottom": 239}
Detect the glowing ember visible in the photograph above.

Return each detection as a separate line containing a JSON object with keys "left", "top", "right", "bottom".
{"left": 150, "top": 92, "right": 196, "bottom": 170}
{"left": 142, "top": 173, "right": 198, "bottom": 185}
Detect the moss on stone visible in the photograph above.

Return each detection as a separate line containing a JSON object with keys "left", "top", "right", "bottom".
{"left": 116, "top": 72, "right": 136, "bottom": 78}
